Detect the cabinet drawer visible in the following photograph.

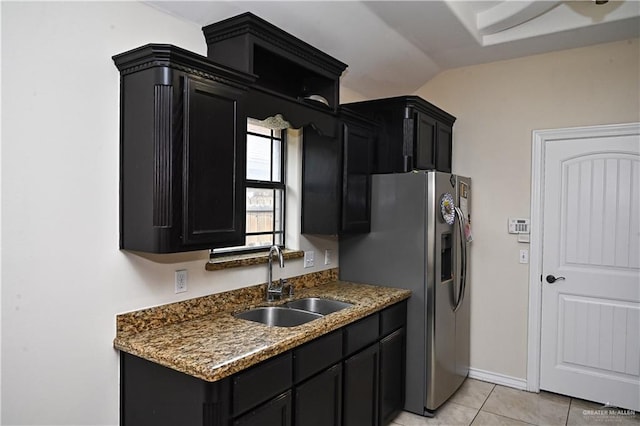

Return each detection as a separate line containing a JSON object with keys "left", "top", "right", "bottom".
{"left": 343, "top": 313, "right": 379, "bottom": 356}
{"left": 233, "top": 390, "right": 292, "bottom": 426}
{"left": 232, "top": 352, "right": 292, "bottom": 416}
{"left": 380, "top": 301, "right": 407, "bottom": 337}
{"left": 294, "top": 330, "right": 343, "bottom": 383}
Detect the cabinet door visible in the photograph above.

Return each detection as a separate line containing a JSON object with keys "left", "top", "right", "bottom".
{"left": 379, "top": 328, "right": 405, "bottom": 426}
{"left": 343, "top": 344, "right": 379, "bottom": 426}
{"left": 183, "top": 76, "right": 246, "bottom": 248}
{"left": 341, "top": 122, "right": 372, "bottom": 234}
{"left": 436, "top": 121, "right": 452, "bottom": 173}
{"left": 301, "top": 126, "right": 341, "bottom": 234}
{"left": 121, "top": 353, "right": 231, "bottom": 426}
{"left": 233, "top": 391, "right": 292, "bottom": 426}
{"left": 295, "top": 364, "right": 342, "bottom": 426}
{"left": 414, "top": 112, "right": 437, "bottom": 170}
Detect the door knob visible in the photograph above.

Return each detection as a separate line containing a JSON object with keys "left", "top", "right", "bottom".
{"left": 546, "top": 275, "right": 566, "bottom": 284}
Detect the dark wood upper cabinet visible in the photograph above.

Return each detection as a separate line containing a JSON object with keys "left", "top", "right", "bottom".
{"left": 202, "top": 12, "right": 347, "bottom": 113}
{"left": 301, "top": 108, "right": 376, "bottom": 235}
{"left": 301, "top": 126, "right": 340, "bottom": 235}
{"left": 341, "top": 114, "right": 374, "bottom": 234}
{"left": 343, "top": 96, "right": 456, "bottom": 174}
{"left": 113, "top": 44, "right": 255, "bottom": 253}
{"left": 414, "top": 113, "right": 437, "bottom": 171}
{"left": 182, "top": 77, "right": 246, "bottom": 247}
{"left": 112, "top": 15, "right": 456, "bottom": 253}
{"left": 436, "top": 121, "right": 453, "bottom": 173}
{"left": 202, "top": 13, "right": 347, "bottom": 138}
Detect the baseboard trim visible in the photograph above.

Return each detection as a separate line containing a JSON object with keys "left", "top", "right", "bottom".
{"left": 468, "top": 368, "right": 529, "bottom": 391}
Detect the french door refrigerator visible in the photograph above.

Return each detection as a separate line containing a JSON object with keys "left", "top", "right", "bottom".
{"left": 340, "top": 170, "right": 471, "bottom": 416}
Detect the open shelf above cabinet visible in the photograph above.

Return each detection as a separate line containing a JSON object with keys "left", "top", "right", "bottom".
{"left": 202, "top": 12, "right": 347, "bottom": 112}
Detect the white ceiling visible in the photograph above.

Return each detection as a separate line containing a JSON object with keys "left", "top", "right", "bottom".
{"left": 145, "top": 1, "right": 640, "bottom": 99}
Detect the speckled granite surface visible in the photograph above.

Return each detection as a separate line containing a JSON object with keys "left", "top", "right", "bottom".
{"left": 115, "top": 269, "right": 410, "bottom": 382}
{"left": 205, "top": 249, "right": 304, "bottom": 271}
{"left": 116, "top": 268, "right": 338, "bottom": 336}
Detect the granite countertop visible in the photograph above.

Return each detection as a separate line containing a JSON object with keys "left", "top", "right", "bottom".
{"left": 114, "top": 271, "right": 410, "bottom": 383}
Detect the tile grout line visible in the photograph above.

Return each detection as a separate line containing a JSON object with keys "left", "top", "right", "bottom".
{"left": 565, "top": 398, "right": 574, "bottom": 426}
{"left": 467, "top": 383, "right": 496, "bottom": 425}
{"left": 483, "top": 385, "right": 574, "bottom": 426}
{"left": 478, "top": 384, "right": 540, "bottom": 425}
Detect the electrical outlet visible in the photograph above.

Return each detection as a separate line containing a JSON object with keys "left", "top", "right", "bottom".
{"left": 175, "top": 269, "right": 188, "bottom": 293}
{"left": 324, "top": 249, "right": 332, "bottom": 265}
{"left": 304, "top": 251, "right": 315, "bottom": 268}
{"left": 519, "top": 249, "right": 529, "bottom": 264}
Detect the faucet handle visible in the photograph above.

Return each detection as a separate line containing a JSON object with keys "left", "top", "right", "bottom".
{"left": 280, "top": 279, "right": 293, "bottom": 298}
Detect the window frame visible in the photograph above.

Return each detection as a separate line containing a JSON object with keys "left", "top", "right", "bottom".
{"left": 211, "top": 120, "right": 286, "bottom": 257}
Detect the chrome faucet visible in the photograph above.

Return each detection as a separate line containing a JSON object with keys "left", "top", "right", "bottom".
{"left": 267, "top": 245, "right": 291, "bottom": 301}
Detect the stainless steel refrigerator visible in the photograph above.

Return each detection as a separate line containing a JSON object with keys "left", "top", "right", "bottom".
{"left": 340, "top": 170, "right": 471, "bottom": 416}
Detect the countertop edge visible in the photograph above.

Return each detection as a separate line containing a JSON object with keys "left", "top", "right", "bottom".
{"left": 115, "top": 281, "right": 410, "bottom": 382}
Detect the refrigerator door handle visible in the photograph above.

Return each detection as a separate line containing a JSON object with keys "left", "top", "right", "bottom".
{"left": 453, "top": 206, "right": 467, "bottom": 312}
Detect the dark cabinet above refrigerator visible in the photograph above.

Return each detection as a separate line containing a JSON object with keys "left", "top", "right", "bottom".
{"left": 343, "top": 96, "right": 456, "bottom": 174}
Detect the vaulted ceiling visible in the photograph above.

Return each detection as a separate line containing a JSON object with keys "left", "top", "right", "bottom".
{"left": 145, "top": 1, "right": 640, "bottom": 99}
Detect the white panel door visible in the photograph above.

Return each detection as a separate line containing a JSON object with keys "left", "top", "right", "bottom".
{"left": 540, "top": 129, "right": 640, "bottom": 410}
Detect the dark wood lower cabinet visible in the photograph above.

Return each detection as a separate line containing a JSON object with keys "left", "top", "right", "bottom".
{"left": 120, "top": 352, "right": 231, "bottom": 426}
{"left": 379, "top": 328, "right": 406, "bottom": 425}
{"left": 234, "top": 391, "right": 292, "bottom": 426}
{"left": 294, "top": 363, "right": 342, "bottom": 426}
{"left": 120, "top": 301, "right": 407, "bottom": 426}
{"left": 343, "top": 344, "right": 379, "bottom": 426}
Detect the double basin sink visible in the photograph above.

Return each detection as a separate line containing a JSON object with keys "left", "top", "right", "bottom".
{"left": 234, "top": 297, "right": 353, "bottom": 327}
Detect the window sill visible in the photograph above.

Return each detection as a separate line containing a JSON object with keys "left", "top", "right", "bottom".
{"left": 205, "top": 249, "right": 304, "bottom": 271}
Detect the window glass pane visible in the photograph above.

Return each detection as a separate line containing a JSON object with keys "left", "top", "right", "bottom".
{"left": 272, "top": 139, "right": 282, "bottom": 182}
{"left": 246, "top": 188, "right": 274, "bottom": 233}
{"left": 274, "top": 189, "right": 284, "bottom": 232}
{"left": 247, "top": 134, "right": 271, "bottom": 181}
{"left": 246, "top": 234, "right": 274, "bottom": 248}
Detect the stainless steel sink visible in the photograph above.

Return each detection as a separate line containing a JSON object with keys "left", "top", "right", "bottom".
{"left": 234, "top": 306, "right": 323, "bottom": 327}
{"left": 285, "top": 297, "right": 353, "bottom": 315}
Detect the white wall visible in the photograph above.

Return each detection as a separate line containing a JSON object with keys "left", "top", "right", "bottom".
{"left": 1, "top": 2, "right": 336, "bottom": 425}
{"left": 416, "top": 39, "right": 640, "bottom": 382}
{"left": 4, "top": 3, "right": 637, "bottom": 424}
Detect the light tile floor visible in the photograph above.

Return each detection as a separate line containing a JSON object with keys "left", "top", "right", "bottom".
{"left": 391, "top": 378, "right": 640, "bottom": 426}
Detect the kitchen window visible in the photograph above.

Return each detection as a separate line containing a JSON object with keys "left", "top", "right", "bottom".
{"left": 212, "top": 117, "right": 286, "bottom": 255}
